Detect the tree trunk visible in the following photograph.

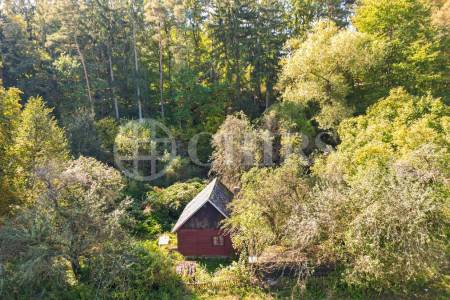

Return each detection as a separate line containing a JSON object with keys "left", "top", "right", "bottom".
{"left": 234, "top": 22, "right": 241, "bottom": 104}
{"left": 236, "top": 59, "right": 241, "bottom": 103}
{"left": 165, "top": 26, "right": 172, "bottom": 99}
{"left": 265, "top": 79, "right": 271, "bottom": 110}
{"left": 132, "top": 16, "right": 143, "bottom": 121}
{"left": 107, "top": 4, "right": 119, "bottom": 120}
{"left": 70, "top": 256, "right": 82, "bottom": 281}
{"left": 74, "top": 35, "right": 94, "bottom": 115}
{"left": 158, "top": 25, "right": 164, "bottom": 118}
{"left": 108, "top": 43, "right": 119, "bottom": 120}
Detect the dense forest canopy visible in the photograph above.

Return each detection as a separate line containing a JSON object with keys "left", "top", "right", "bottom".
{"left": 0, "top": 0, "right": 449, "bottom": 299}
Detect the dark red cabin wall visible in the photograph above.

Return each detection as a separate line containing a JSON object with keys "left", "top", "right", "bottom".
{"left": 176, "top": 202, "right": 234, "bottom": 257}
{"left": 177, "top": 229, "right": 234, "bottom": 257}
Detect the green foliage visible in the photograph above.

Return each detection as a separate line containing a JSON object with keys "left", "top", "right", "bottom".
{"left": 80, "top": 241, "right": 186, "bottom": 299}
{"left": 95, "top": 117, "right": 119, "bottom": 163}
{"left": 6, "top": 96, "right": 69, "bottom": 211}
{"left": 63, "top": 112, "right": 119, "bottom": 163}
{"left": 1, "top": 0, "right": 450, "bottom": 297}
{"left": 315, "top": 87, "right": 449, "bottom": 183}
{"left": 114, "top": 120, "right": 156, "bottom": 183}
{"left": 0, "top": 12, "right": 48, "bottom": 98}
{"left": 269, "top": 270, "right": 450, "bottom": 300}
{"left": 115, "top": 120, "right": 200, "bottom": 186}
{"left": 262, "top": 101, "right": 315, "bottom": 137}
{"left": 63, "top": 108, "right": 102, "bottom": 158}
{"left": 0, "top": 85, "right": 21, "bottom": 156}
{"left": 130, "top": 211, "right": 163, "bottom": 238}
{"left": 115, "top": 120, "right": 154, "bottom": 157}
{"left": 196, "top": 257, "right": 233, "bottom": 274}
{"left": 52, "top": 53, "right": 86, "bottom": 115}
{"left": 146, "top": 179, "right": 205, "bottom": 231}
{"left": 211, "top": 108, "right": 315, "bottom": 188}
{"left": 224, "top": 88, "right": 449, "bottom": 293}
{"left": 342, "top": 174, "right": 447, "bottom": 291}
{"left": 124, "top": 179, "right": 205, "bottom": 238}
{"left": 293, "top": 167, "right": 449, "bottom": 292}
{"left": 260, "top": 101, "right": 316, "bottom": 162}
{"left": 289, "top": 0, "right": 353, "bottom": 36}
{"left": 0, "top": 85, "right": 21, "bottom": 216}
{"left": 0, "top": 156, "right": 185, "bottom": 299}
{"left": 225, "top": 155, "right": 310, "bottom": 257}
{"left": 167, "top": 67, "right": 229, "bottom": 163}
{"left": 1, "top": 0, "right": 355, "bottom": 125}
{"left": 0, "top": 156, "right": 130, "bottom": 298}
{"left": 354, "top": 0, "right": 432, "bottom": 40}
{"left": 10, "top": 96, "right": 69, "bottom": 167}
{"left": 169, "top": 68, "right": 228, "bottom": 134}
{"left": 211, "top": 112, "right": 262, "bottom": 188}
{"left": 298, "top": 88, "right": 450, "bottom": 291}
{"left": 206, "top": 0, "right": 287, "bottom": 112}
{"left": 354, "top": 0, "right": 449, "bottom": 98}
{"left": 190, "top": 261, "right": 256, "bottom": 296}
{"left": 278, "top": 21, "right": 385, "bottom": 130}
{"left": 1, "top": 238, "right": 186, "bottom": 299}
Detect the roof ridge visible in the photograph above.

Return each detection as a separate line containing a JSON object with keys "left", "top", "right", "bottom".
{"left": 172, "top": 178, "right": 225, "bottom": 233}
{"left": 182, "top": 179, "right": 215, "bottom": 211}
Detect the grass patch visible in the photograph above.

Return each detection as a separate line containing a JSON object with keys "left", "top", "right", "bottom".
{"left": 195, "top": 257, "right": 233, "bottom": 273}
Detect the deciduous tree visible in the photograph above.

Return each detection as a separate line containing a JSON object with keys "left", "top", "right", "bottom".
{"left": 277, "top": 21, "right": 384, "bottom": 131}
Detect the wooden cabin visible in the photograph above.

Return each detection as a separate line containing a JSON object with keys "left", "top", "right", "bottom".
{"left": 172, "top": 178, "right": 234, "bottom": 257}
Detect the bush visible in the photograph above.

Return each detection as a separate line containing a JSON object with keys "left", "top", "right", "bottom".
{"left": 95, "top": 117, "right": 119, "bottom": 163}
{"left": 0, "top": 240, "right": 187, "bottom": 299}
{"left": 296, "top": 88, "right": 450, "bottom": 292}
{"left": 81, "top": 241, "right": 187, "bottom": 299}
{"left": 146, "top": 179, "right": 205, "bottom": 231}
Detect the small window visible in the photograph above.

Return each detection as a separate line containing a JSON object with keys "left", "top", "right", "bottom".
{"left": 212, "top": 235, "right": 224, "bottom": 246}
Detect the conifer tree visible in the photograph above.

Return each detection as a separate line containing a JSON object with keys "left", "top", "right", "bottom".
{"left": 8, "top": 97, "right": 69, "bottom": 208}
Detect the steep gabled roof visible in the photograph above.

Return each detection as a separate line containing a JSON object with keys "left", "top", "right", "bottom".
{"left": 171, "top": 178, "right": 233, "bottom": 233}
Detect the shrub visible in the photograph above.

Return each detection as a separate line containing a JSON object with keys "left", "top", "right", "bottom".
{"left": 81, "top": 241, "right": 187, "bottom": 299}
{"left": 146, "top": 179, "right": 205, "bottom": 231}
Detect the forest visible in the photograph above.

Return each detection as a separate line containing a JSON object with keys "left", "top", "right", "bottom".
{"left": 0, "top": 0, "right": 449, "bottom": 299}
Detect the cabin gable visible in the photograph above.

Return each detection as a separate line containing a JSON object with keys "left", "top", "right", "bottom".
{"left": 180, "top": 202, "right": 224, "bottom": 230}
